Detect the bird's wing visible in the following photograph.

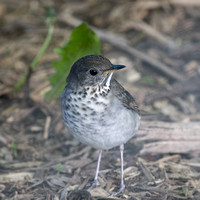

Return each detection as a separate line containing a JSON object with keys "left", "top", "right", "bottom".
{"left": 111, "top": 79, "right": 140, "bottom": 114}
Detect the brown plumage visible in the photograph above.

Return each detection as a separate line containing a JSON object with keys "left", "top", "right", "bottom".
{"left": 111, "top": 79, "right": 140, "bottom": 114}
{"left": 61, "top": 55, "right": 140, "bottom": 195}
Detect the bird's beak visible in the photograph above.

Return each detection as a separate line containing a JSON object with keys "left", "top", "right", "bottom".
{"left": 102, "top": 65, "right": 126, "bottom": 75}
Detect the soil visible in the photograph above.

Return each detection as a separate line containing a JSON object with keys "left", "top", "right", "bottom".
{"left": 0, "top": 0, "right": 200, "bottom": 199}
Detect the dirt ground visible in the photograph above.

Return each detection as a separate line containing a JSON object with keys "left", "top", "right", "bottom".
{"left": 0, "top": 0, "right": 200, "bottom": 199}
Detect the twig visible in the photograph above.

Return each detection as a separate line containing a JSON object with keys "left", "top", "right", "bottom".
{"left": 43, "top": 116, "right": 51, "bottom": 139}
{"left": 41, "top": 146, "right": 92, "bottom": 168}
{"left": 79, "top": 176, "right": 90, "bottom": 190}
{"left": 62, "top": 13, "right": 185, "bottom": 82}
{"left": 135, "top": 121, "right": 200, "bottom": 154}
{"left": 122, "top": 21, "right": 177, "bottom": 49}
{"left": 137, "top": 158, "right": 155, "bottom": 182}
{"left": 169, "top": 0, "right": 200, "bottom": 6}
{"left": 145, "top": 76, "right": 200, "bottom": 104}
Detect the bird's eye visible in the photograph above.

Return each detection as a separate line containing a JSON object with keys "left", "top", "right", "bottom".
{"left": 89, "top": 69, "right": 98, "bottom": 76}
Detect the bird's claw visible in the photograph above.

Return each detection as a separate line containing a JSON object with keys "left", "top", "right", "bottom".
{"left": 109, "top": 183, "right": 125, "bottom": 196}
{"left": 88, "top": 179, "right": 100, "bottom": 190}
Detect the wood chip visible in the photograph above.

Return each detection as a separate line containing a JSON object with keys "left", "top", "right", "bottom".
{"left": 0, "top": 172, "right": 34, "bottom": 183}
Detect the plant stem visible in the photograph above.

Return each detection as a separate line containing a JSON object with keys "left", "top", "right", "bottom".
{"left": 31, "top": 23, "right": 54, "bottom": 69}
{"left": 14, "top": 20, "right": 55, "bottom": 92}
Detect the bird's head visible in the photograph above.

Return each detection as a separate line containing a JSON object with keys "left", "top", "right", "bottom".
{"left": 67, "top": 55, "right": 125, "bottom": 88}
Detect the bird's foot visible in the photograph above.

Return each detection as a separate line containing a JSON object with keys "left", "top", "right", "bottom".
{"left": 88, "top": 179, "right": 100, "bottom": 190}
{"left": 109, "top": 183, "right": 125, "bottom": 196}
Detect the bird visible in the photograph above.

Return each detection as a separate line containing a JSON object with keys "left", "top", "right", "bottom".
{"left": 61, "top": 55, "right": 140, "bottom": 195}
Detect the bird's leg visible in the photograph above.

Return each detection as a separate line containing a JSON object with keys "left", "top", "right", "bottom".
{"left": 119, "top": 144, "right": 125, "bottom": 192}
{"left": 90, "top": 150, "right": 102, "bottom": 188}
{"left": 110, "top": 144, "right": 125, "bottom": 196}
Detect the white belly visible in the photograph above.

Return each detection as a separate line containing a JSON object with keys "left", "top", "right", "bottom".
{"left": 62, "top": 88, "right": 140, "bottom": 150}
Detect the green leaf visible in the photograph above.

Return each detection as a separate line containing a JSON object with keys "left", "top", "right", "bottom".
{"left": 11, "top": 142, "right": 17, "bottom": 151}
{"left": 11, "top": 142, "right": 18, "bottom": 157}
{"left": 57, "top": 164, "right": 64, "bottom": 175}
{"left": 45, "top": 23, "right": 101, "bottom": 101}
